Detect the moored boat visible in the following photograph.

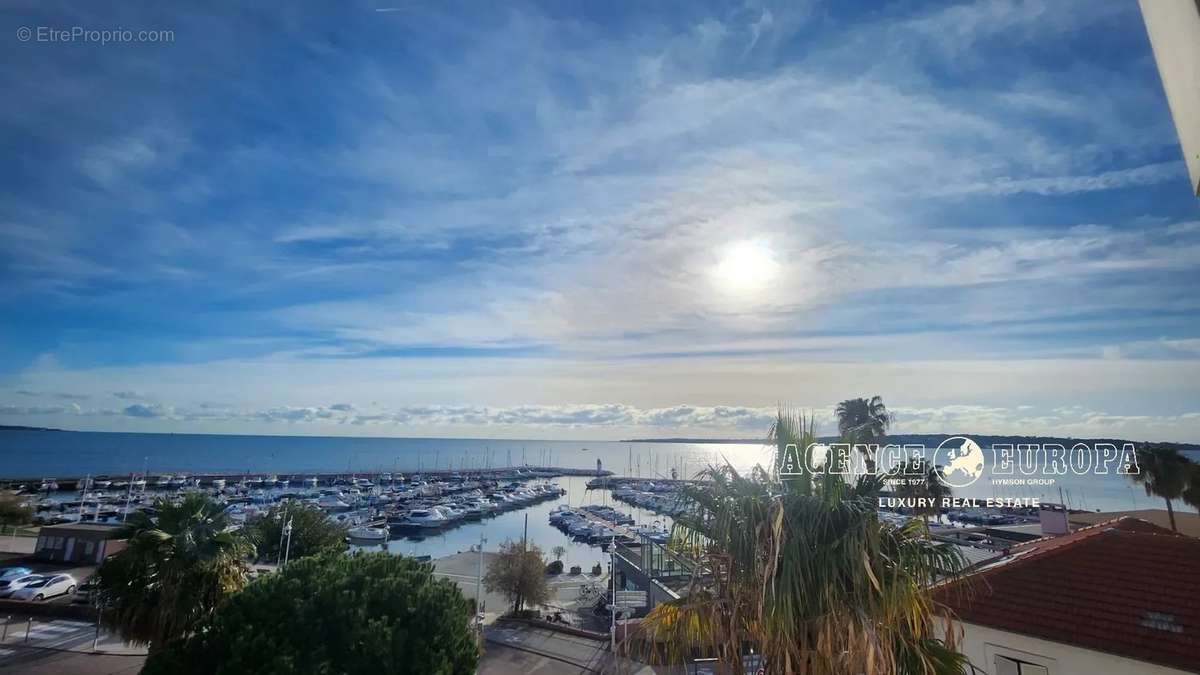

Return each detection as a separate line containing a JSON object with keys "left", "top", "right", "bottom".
{"left": 347, "top": 526, "right": 388, "bottom": 541}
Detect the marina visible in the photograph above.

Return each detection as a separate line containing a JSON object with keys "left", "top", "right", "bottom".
{"left": 6, "top": 469, "right": 680, "bottom": 570}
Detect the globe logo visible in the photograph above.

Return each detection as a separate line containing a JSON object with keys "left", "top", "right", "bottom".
{"left": 934, "top": 436, "right": 986, "bottom": 488}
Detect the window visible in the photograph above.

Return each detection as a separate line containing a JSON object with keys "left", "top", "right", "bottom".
{"left": 995, "top": 655, "right": 1050, "bottom": 675}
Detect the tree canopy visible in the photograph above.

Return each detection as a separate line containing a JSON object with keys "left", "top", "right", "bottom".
{"left": 642, "top": 408, "right": 966, "bottom": 675}
{"left": 483, "top": 539, "right": 550, "bottom": 615}
{"left": 0, "top": 493, "right": 32, "bottom": 531}
{"left": 889, "top": 457, "right": 952, "bottom": 521}
{"left": 142, "top": 551, "right": 478, "bottom": 675}
{"left": 1131, "top": 443, "right": 1191, "bottom": 531}
{"left": 94, "top": 492, "right": 254, "bottom": 648}
{"left": 243, "top": 501, "right": 347, "bottom": 562}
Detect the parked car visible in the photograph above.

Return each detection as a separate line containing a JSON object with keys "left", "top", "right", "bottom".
{"left": 9, "top": 574, "right": 77, "bottom": 601}
{"left": 72, "top": 579, "right": 96, "bottom": 604}
{"left": 0, "top": 566, "right": 33, "bottom": 581}
{"left": 0, "top": 574, "right": 44, "bottom": 598}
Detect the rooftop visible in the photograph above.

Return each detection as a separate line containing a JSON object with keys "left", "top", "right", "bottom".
{"left": 1067, "top": 508, "right": 1200, "bottom": 539}
{"left": 935, "top": 517, "right": 1200, "bottom": 673}
{"left": 39, "top": 522, "right": 126, "bottom": 536}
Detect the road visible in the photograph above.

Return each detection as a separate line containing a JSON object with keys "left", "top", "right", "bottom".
{"left": 0, "top": 616, "right": 145, "bottom": 674}
{"left": 482, "top": 624, "right": 660, "bottom": 675}
{"left": 483, "top": 624, "right": 609, "bottom": 674}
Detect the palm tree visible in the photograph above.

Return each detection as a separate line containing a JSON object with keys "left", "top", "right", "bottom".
{"left": 836, "top": 396, "right": 893, "bottom": 471}
{"left": 1130, "top": 444, "right": 1190, "bottom": 532}
{"left": 639, "top": 409, "right": 967, "bottom": 674}
{"left": 890, "top": 458, "right": 952, "bottom": 523}
{"left": 94, "top": 492, "right": 254, "bottom": 649}
{"left": 1180, "top": 460, "right": 1200, "bottom": 515}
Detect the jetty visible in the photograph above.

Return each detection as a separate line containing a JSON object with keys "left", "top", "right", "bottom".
{"left": 0, "top": 466, "right": 611, "bottom": 492}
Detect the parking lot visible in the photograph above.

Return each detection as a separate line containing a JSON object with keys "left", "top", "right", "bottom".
{"left": 0, "top": 552, "right": 98, "bottom": 605}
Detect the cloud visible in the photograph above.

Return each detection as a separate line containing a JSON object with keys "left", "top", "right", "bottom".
{"left": 0, "top": 0, "right": 1194, "bottom": 441}
{"left": 6, "top": 393, "right": 1199, "bottom": 444}
{"left": 0, "top": 404, "right": 78, "bottom": 416}
{"left": 122, "top": 403, "right": 165, "bottom": 418}
{"left": 14, "top": 390, "right": 89, "bottom": 400}
{"left": 190, "top": 403, "right": 778, "bottom": 431}
{"left": 937, "top": 161, "right": 1184, "bottom": 197}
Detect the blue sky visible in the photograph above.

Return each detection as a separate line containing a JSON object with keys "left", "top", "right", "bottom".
{"left": 2, "top": 0, "right": 1199, "bottom": 440}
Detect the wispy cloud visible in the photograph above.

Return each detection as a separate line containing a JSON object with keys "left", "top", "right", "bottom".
{"left": 0, "top": 0, "right": 1195, "bottom": 439}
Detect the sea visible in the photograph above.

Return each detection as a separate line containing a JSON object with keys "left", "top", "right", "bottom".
{"left": 0, "top": 430, "right": 758, "bottom": 479}
{"left": 0, "top": 429, "right": 1188, "bottom": 568}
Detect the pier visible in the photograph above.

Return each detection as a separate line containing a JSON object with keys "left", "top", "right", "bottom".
{"left": 0, "top": 466, "right": 611, "bottom": 492}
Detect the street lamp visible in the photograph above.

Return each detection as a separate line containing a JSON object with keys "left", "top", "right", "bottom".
{"left": 475, "top": 532, "right": 487, "bottom": 626}
{"left": 276, "top": 505, "right": 288, "bottom": 567}
{"left": 282, "top": 517, "right": 294, "bottom": 568}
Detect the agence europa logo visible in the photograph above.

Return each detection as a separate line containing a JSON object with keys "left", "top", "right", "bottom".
{"left": 777, "top": 437, "right": 1141, "bottom": 488}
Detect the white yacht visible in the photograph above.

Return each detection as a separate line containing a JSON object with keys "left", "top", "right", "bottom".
{"left": 405, "top": 508, "right": 451, "bottom": 529}
{"left": 317, "top": 494, "right": 351, "bottom": 511}
{"left": 347, "top": 526, "right": 388, "bottom": 542}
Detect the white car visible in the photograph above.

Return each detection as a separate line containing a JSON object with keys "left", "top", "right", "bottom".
{"left": 10, "top": 574, "right": 77, "bottom": 601}
{"left": 0, "top": 574, "right": 44, "bottom": 598}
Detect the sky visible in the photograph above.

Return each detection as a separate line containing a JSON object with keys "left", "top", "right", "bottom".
{"left": 1, "top": 0, "right": 1198, "bottom": 441}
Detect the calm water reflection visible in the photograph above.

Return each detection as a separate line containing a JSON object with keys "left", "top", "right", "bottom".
{"left": 349, "top": 476, "right": 673, "bottom": 569}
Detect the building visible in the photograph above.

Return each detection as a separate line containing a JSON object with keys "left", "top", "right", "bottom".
{"left": 34, "top": 522, "right": 127, "bottom": 564}
{"left": 1140, "top": 0, "right": 1200, "bottom": 196}
{"left": 930, "top": 523, "right": 1044, "bottom": 571}
{"left": 935, "top": 518, "right": 1200, "bottom": 674}
{"left": 1065, "top": 508, "right": 1200, "bottom": 539}
{"left": 611, "top": 536, "right": 696, "bottom": 617}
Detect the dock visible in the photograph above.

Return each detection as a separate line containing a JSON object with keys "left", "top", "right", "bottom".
{"left": 0, "top": 467, "right": 612, "bottom": 492}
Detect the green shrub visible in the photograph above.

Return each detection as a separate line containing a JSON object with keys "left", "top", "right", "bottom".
{"left": 142, "top": 552, "right": 478, "bottom": 675}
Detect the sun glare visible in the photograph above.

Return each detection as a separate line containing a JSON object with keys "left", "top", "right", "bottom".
{"left": 714, "top": 240, "right": 778, "bottom": 293}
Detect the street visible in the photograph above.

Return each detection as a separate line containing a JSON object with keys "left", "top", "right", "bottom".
{"left": 0, "top": 616, "right": 145, "bottom": 674}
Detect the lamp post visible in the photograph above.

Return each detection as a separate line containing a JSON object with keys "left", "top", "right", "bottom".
{"left": 475, "top": 531, "right": 487, "bottom": 629}
{"left": 610, "top": 534, "right": 617, "bottom": 651}
{"left": 282, "top": 517, "right": 294, "bottom": 568}
{"left": 276, "top": 503, "right": 289, "bottom": 567}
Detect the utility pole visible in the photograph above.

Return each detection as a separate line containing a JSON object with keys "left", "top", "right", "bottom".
{"left": 610, "top": 534, "right": 617, "bottom": 651}
{"left": 282, "top": 517, "right": 294, "bottom": 567}
{"left": 121, "top": 466, "right": 137, "bottom": 523}
{"left": 475, "top": 531, "right": 487, "bottom": 627}
{"left": 276, "top": 503, "right": 289, "bottom": 567}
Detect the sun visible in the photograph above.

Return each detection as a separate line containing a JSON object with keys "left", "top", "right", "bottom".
{"left": 713, "top": 239, "right": 778, "bottom": 293}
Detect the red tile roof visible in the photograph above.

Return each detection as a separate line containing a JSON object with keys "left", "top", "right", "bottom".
{"left": 935, "top": 518, "right": 1200, "bottom": 673}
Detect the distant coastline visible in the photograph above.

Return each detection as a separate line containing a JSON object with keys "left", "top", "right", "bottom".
{"left": 0, "top": 424, "right": 66, "bottom": 432}
{"left": 1, "top": 426, "right": 1196, "bottom": 452}
{"left": 620, "top": 437, "right": 767, "bottom": 444}
{"left": 624, "top": 434, "right": 1200, "bottom": 452}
